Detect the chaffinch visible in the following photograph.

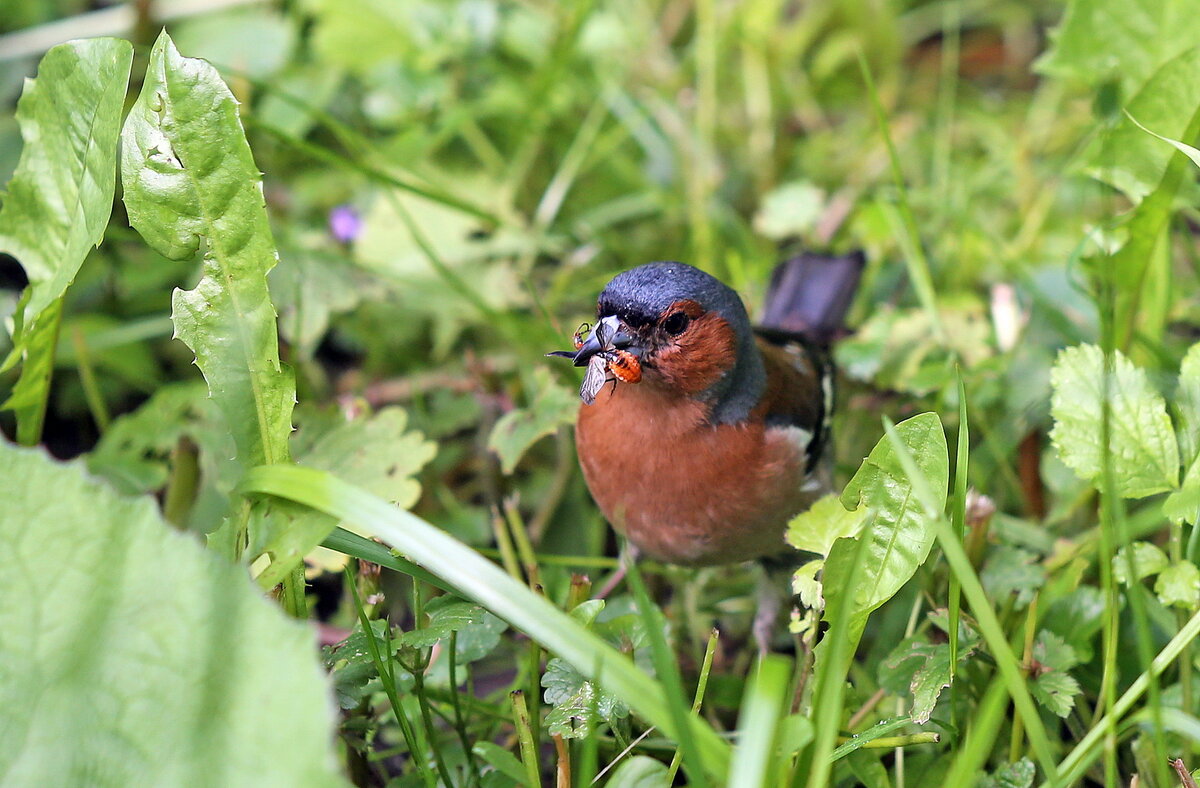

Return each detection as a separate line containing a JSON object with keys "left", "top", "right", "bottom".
{"left": 552, "top": 256, "right": 862, "bottom": 568}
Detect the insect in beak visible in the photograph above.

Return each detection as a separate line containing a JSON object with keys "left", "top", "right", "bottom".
{"left": 567, "top": 315, "right": 634, "bottom": 367}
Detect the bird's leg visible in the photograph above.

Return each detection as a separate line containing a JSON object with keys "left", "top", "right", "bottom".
{"left": 752, "top": 564, "right": 786, "bottom": 656}
{"left": 596, "top": 542, "right": 641, "bottom": 599}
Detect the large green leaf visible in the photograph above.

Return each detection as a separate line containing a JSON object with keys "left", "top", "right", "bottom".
{"left": 121, "top": 31, "right": 294, "bottom": 470}
{"left": 1049, "top": 344, "right": 1179, "bottom": 498}
{"left": 1037, "top": 0, "right": 1200, "bottom": 93}
{"left": 0, "top": 39, "right": 132, "bottom": 441}
{"left": 823, "top": 412, "right": 949, "bottom": 637}
{"left": 1085, "top": 47, "right": 1200, "bottom": 203}
{"left": 0, "top": 440, "right": 344, "bottom": 787}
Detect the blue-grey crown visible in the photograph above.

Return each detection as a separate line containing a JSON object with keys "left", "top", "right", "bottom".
{"left": 596, "top": 261, "right": 765, "bottom": 424}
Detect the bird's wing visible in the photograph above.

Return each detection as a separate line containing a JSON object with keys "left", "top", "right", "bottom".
{"left": 753, "top": 333, "right": 833, "bottom": 475}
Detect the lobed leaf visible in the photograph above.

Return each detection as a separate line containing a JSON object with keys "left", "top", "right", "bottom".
{"left": 1049, "top": 344, "right": 1179, "bottom": 498}
{"left": 0, "top": 440, "right": 343, "bottom": 787}
{"left": 122, "top": 31, "right": 295, "bottom": 471}
{"left": 488, "top": 367, "right": 577, "bottom": 474}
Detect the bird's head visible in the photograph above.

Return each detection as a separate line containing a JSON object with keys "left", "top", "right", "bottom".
{"left": 570, "top": 262, "right": 766, "bottom": 424}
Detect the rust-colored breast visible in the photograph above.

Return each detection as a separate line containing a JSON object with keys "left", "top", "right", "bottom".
{"left": 575, "top": 361, "right": 820, "bottom": 566}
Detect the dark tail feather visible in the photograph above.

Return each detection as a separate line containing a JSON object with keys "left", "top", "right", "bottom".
{"left": 759, "top": 252, "right": 865, "bottom": 343}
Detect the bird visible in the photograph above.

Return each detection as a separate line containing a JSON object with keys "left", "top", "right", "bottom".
{"left": 553, "top": 256, "right": 863, "bottom": 569}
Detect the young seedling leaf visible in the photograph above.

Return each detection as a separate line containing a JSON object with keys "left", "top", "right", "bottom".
{"left": 1155, "top": 561, "right": 1200, "bottom": 609}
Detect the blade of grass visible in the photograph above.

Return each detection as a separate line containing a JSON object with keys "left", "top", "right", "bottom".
{"left": 667, "top": 629, "right": 719, "bottom": 783}
{"left": 625, "top": 554, "right": 712, "bottom": 788}
{"left": 1051, "top": 606, "right": 1200, "bottom": 786}
{"left": 512, "top": 690, "right": 542, "bottom": 788}
{"left": 857, "top": 49, "right": 945, "bottom": 342}
{"left": 728, "top": 656, "right": 792, "bottom": 788}
{"left": 948, "top": 368, "right": 969, "bottom": 741}
{"left": 880, "top": 418, "right": 1059, "bottom": 780}
{"left": 243, "top": 465, "right": 731, "bottom": 778}
{"left": 321, "top": 526, "right": 457, "bottom": 594}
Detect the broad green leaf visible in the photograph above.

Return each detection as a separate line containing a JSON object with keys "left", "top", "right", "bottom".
{"left": 1155, "top": 560, "right": 1200, "bottom": 609}
{"left": 823, "top": 413, "right": 948, "bottom": 637}
{"left": 880, "top": 637, "right": 976, "bottom": 724}
{"left": 1049, "top": 344, "right": 1179, "bottom": 498}
{"left": 1085, "top": 48, "right": 1200, "bottom": 203}
{"left": 1112, "top": 542, "right": 1169, "bottom": 585}
{"left": 121, "top": 31, "right": 295, "bottom": 471}
{"left": 0, "top": 441, "right": 343, "bottom": 787}
{"left": 488, "top": 367, "right": 577, "bottom": 474}
{"left": 1036, "top": 0, "right": 1200, "bottom": 93}
{"left": 785, "top": 493, "right": 867, "bottom": 556}
{"left": 0, "top": 40, "right": 132, "bottom": 441}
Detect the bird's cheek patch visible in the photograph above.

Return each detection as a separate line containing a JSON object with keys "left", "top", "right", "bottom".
{"left": 653, "top": 313, "right": 737, "bottom": 394}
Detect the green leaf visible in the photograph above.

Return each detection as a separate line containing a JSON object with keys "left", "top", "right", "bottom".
{"left": 542, "top": 657, "right": 629, "bottom": 740}
{"left": 1042, "top": 586, "right": 1106, "bottom": 663}
{"left": 979, "top": 758, "right": 1035, "bottom": 788}
{"left": 121, "top": 31, "right": 295, "bottom": 471}
{"left": 1112, "top": 541, "right": 1170, "bottom": 585}
{"left": 0, "top": 440, "right": 343, "bottom": 787}
{"left": 1049, "top": 344, "right": 1179, "bottom": 498}
{"left": 398, "top": 597, "right": 485, "bottom": 649}
{"left": 1036, "top": 0, "right": 1200, "bottom": 93}
{"left": 752, "top": 181, "right": 825, "bottom": 240}
{"left": 786, "top": 493, "right": 867, "bottom": 556}
{"left": 1032, "top": 670, "right": 1081, "bottom": 718}
{"left": 488, "top": 368, "right": 577, "bottom": 474}
{"left": 1084, "top": 48, "right": 1200, "bottom": 203}
{"left": 0, "top": 40, "right": 132, "bottom": 441}
{"left": 270, "top": 248, "right": 371, "bottom": 361}
{"left": 1154, "top": 560, "right": 1200, "bottom": 609}
{"left": 981, "top": 546, "right": 1046, "bottom": 608}
{"left": 254, "top": 406, "right": 437, "bottom": 587}
{"left": 824, "top": 413, "right": 949, "bottom": 636}
{"left": 1033, "top": 630, "right": 1080, "bottom": 672}
{"left": 472, "top": 742, "right": 527, "bottom": 784}
{"left": 604, "top": 755, "right": 671, "bottom": 788}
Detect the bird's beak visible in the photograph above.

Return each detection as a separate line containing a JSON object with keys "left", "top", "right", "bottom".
{"left": 570, "top": 315, "right": 634, "bottom": 367}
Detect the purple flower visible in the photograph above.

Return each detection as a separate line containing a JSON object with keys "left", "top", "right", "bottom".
{"left": 328, "top": 204, "right": 362, "bottom": 244}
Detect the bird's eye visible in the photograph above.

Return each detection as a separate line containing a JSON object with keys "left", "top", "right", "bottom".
{"left": 662, "top": 311, "right": 690, "bottom": 336}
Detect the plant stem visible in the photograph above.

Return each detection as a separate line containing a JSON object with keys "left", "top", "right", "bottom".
{"left": 512, "top": 690, "right": 542, "bottom": 788}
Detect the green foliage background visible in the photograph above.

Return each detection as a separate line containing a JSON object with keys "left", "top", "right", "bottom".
{"left": 3, "top": 0, "right": 1200, "bottom": 786}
